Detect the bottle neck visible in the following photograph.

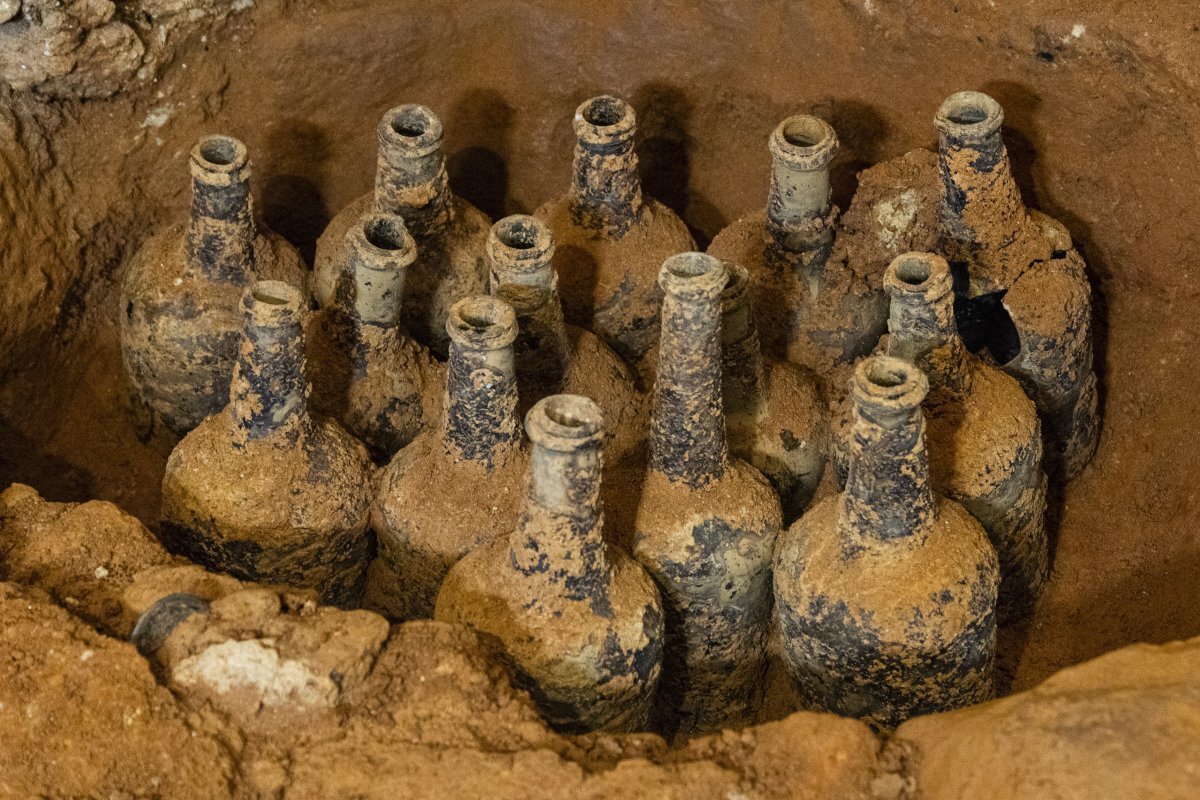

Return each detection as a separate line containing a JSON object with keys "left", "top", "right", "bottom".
{"left": 721, "top": 274, "right": 764, "bottom": 412}
{"left": 442, "top": 330, "right": 521, "bottom": 466}
{"left": 500, "top": 278, "right": 573, "bottom": 391}
{"left": 764, "top": 117, "right": 838, "bottom": 281}
{"left": 840, "top": 399, "right": 935, "bottom": 544}
{"left": 569, "top": 136, "right": 643, "bottom": 236}
{"left": 886, "top": 285, "right": 972, "bottom": 397}
{"left": 509, "top": 436, "right": 610, "bottom": 598}
{"left": 650, "top": 271, "right": 728, "bottom": 488}
{"left": 186, "top": 166, "right": 256, "bottom": 284}
{"left": 229, "top": 288, "right": 309, "bottom": 445}
{"left": 374, "top": 147, "right": 453, "bottom": 237}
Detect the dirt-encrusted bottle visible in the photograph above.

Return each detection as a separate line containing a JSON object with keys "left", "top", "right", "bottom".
{"left": 161, "top": 281, "right": 373, "bottom": 607}
{"left": 720, "top": 262, "right": 828, "bottom": 523}
{"left": 313, "top": 104, "right": 490, "bottom": 357}
{"left": 631, "top": 252, "right": 782, "bottom": 737}
{"left": 707, "top": 115, "right": 887, "bottom": 382}
{"left": 370, "top": 295, "right": 528, "bottom": 620}
{"left": 535, "top": 95, "right": 695, "bottom": 369}
{"left": 121, "top": 134, "right": 307, "bottom": 435}
{"left": 306, "top": 211, "right": 440, "bottom": 463}
{"left": 775, "top": 355, "right": 999, "bottom": 730}
{"left": 436, "top": 394, "right": 664, "bottom": 733}
{"left": 935, "top": 91, "right": 1098, "bottom": 479}
{"left": 487, "top": 214, "right": 646, "bottom": 463}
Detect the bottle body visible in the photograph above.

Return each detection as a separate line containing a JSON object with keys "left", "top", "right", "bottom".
{"left": 312, "top": 105, "right": 490, "bottom": 357}
{"left": 120, "top": 135, "right": 307, "bottom": 435}
{"left": 160, "top": 282, "right": 373, "bottom": 607}
{"left": 369, "top": 296, "right": 527, "bottom": 620}
{"left": 535, "top": 96, "right": 695, "bottom": 368}
{"left": 708, "top": 116, "right": 887, "bottom": 384}
{"left": 436, "top": 396, "right": 664, "bottom": 733}
{"left": 775, "top": 356, "right": 999, "bottom": 730}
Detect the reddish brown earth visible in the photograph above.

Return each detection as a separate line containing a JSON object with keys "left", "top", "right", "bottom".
{"left": 0, "top": 0, "right": 1198, "bottom": 794}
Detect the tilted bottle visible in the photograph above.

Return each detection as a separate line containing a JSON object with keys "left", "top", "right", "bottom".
{"left": 631, "top": 252, "right": 782, "bottom": 736}
{"left": 121, "top": 134, "right": 307, "bottom": 434}
{"left": 436, "top": 395, "right": 664, "bottom": 733}
{"left": 313, "top": 104, "right": 490, "bottom": 357}
{"left": 935, "top": 91, "right": 1098, "bottom": 479}
{"left": 161, "top": 281, "right": 373, "bottom": 607}
{"left": 487, "top": 214, "right": 646, "bottom": 463}
{"left": 707, "top": 115, "right": 887, "bottom": 382}
{"left": 775, "top": 355, "right": 999, "bottom": 730}
{"left": 370, "top": 295, "right": 528, "bottom": 620}
{"left": 720, "top": 262, "right": 829, "bottom": 523}
{"left": 306, "top": 211, "right": 440, "bottom": 463}
{"left": 535, "top": 95, "right": 695, "bottom": 369}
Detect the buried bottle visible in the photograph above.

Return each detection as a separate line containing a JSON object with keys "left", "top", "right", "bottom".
{"left": 720, "top": 262, "right": 828, "bottom": 522}
{"left": 935, "top": 91, "right": 1098, "bottom": 479}
{"left": 775, "top": 355, "right": 999, "bottom": 730}
{"left": 121, "top": 134, "right": 307, "bottom": 435}
{"left": 369, "top": 295, "right": 528, "bottom": 620}
{"left": 161, "top": 281, "right": 373, "bottom": 607}
{"left": 313, "top": 104, "right": 490, "bottom": 356}
{"left": 487, "top": 214, "right": 646, "bottom": 462}
{"left": 436, "top": 395, "right": 664, "bottom": 733}
{"left": 307, "top": 211, "right": 440, "bottom": 463}
{"left": 631, "top": 252, "right": 782, "bottom": 736}
{"left": 707, "top": 115, "right": 887, "bottom": 380}
{"left": 535, "top": 95, "right": 695, "bottom": 370}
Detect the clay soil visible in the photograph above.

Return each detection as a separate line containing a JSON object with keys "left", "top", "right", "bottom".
{"left": 0, "top": 0, "right": 1198, "bottom": 719}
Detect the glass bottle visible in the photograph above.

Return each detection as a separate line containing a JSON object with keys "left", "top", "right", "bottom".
{"left": 307, "top": 211, "right": 440, "bottom": 463}
{"left": 535, "top": 95, "right": 695, "bottom": 369}
{"left": 487, "top": 214, "right": 646, "bottom": 463}
{"left": 935, "top": 91, "right": 1098, "bottom": 479}
{"left": 436, "top": 395, "right": 664, "bottom": 733}
{"left": 720, "top": 262, "right": 829, "bottom": 523}
{"left": 631, "top": 252, "right": 782, "bottom": 737}
{"left": 161, "top": 281, "right": 373, "bottom": 607}
{"left": 707, "top": 115, "right": 887, "bottom": 382}
{"left": 775, "top": 355, "right": 999, "bottom": 730}
{"left": 370, "top": 295, "right": 528, "bottom": 620}
{"left": 121, "top": 134, "right": 307, "bottom": 435}
{"left": 313, "top": 104, "right": 490, "bottom": 357}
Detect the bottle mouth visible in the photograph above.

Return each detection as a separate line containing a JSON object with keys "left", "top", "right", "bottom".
{"left": 769, "top": 115, "right": 838, "bottom": 170}
{"left": 243, "top": 280, "right": 304, "bottom": 329}
{"left": 351, "top": 212, "right": 416, "bottom": 267}
{"left": 378, "top": 104, "right": 444, "bottom": 158}
{"left": 851, "top": 355, "right": 929, "bottom": 414}
{"left": 935, "top": 91, "right": 1004, "bottom": 142}
{"left": 573, "top": 95, "right": 637, "bottom": 149}
{"left": 487, "top": 215, "right": 555, "bottom": 271}
{"left": 191, "top": 134, "right": 250, "bottom": 178}
{"left": 526, "top": 394, "right": 606, "bottom": 451}
{"left": 658, "top": 252, "right": 728, "bottom": 299}
{"left": 884, "top": 252, "right": 954, "bottom": 300}
{"left": 447, "top": 295, "right": 518, "bottom": 350}
{"left": 720, "top": 262, "right": 751, "bottom": 302}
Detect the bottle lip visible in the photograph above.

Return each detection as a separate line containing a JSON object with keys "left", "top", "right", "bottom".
{"left": 525, "top": 394, "right": 606, "bottom": 451}
{"left": 573, "top": 95, "right": 637, "bottom": 149}
{"left": 348, "top": 211, "right": 417, "bottom": 270}
{"left": 190, "top": 134, "right": 250, "bottom": 181}
{"left": 720, "top": 262, "right": 751, "bottom": 305}
{"left": 851, "top": 355, "right": 929, "bottom": 414}
{"left": 884, "top": 252, "right": 954, "bottom": 302}
{"left": 935, "top": 91, "right": 1004, "bottom": 142}
{"left": 446, "top": 295, "right": 518, "bottom": 350}
{"left": 769, "top": 115, "right": 838, "bottom": 170}
{"left": 243, "top": 281, "right": 304, "bottom": 329}
{"left": 377, "top": 104, "right": 444, "bottom": 159}
{"left": 487, "top": 215, "right": 555, "bottom": 273}
{"left": 658, "top": 252, "right": 729, "bottom": 299}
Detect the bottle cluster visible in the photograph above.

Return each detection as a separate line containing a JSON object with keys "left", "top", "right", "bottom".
{"left": 120, "top": 90, "right": 1098, "bottom": 735}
